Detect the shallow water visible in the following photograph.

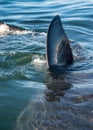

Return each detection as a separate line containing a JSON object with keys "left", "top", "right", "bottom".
{"left": 0, "top": 0, "right": 93, "bottom": 130}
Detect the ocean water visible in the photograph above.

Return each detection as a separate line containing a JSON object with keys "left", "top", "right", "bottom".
{"left": 0, "top": 0, "right": 93, "bottom": 130}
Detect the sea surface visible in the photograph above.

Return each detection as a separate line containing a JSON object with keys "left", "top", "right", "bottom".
{"left": 0, "top": 0, "right": 93, "bottom": 130}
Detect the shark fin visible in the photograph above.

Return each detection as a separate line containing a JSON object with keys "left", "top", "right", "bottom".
{"left": 46, "top": 15, "right": 73, "bottom": 68}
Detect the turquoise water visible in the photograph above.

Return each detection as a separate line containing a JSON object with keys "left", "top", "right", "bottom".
{"left": 0, "top": 0, "right": 93, "bottom": 130}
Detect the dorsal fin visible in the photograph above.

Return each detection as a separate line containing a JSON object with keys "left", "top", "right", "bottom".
{"left": 46, "top": 15, "right": 73, "bottom": 68}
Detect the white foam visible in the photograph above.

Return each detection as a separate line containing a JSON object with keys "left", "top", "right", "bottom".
{"left": 32, "top": 55, "right": 47, "bottom": 71}
{"left": 33, "top": 57, "right": 46, "bottom": 64}
{"left": 0, "top": 23, "right": 10, "bottom": 34}
{"left": 12, "top": 30, "right": 32, "bottom": 35}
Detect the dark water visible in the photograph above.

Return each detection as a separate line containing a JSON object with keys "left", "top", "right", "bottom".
{"left": 0, "top": 0, "right": 93, "bottom": 130}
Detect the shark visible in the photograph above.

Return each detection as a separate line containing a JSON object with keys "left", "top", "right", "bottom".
{"left": 2, "top": 16, "right": 92, "bottom": 130}
{"left": 46, "top": 15, "right": 73, "bottom": 72}
{"left": 0, "top": 15, "right": 73, "bottom": 73}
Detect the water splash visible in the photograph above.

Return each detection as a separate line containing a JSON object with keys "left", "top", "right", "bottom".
{"left": 32, "top": 55, "right": 47, "bottom": 71}
{"left": 0, "top": 23, "right": 32, "bottom": 36}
